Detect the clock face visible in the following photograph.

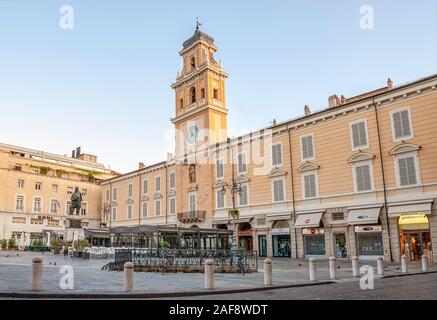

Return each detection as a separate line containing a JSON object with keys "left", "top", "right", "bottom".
{"left": 186, "top": 125, "right": 199, "bottom": 144}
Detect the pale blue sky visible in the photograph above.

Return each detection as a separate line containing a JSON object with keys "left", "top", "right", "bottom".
{"left": 0, "top": 0, "right": 436, "bottom": 173}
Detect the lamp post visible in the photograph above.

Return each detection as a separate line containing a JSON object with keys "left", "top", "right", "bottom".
{"left": 222, "top": 138, "right": 241, "bottom": 255}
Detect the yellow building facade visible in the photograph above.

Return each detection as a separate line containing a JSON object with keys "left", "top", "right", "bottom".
{"left": 0, "top": 144, "right": 117, "bottom": 244}
{"left": 101, "top": 27, "right": 437, "bottom": 262}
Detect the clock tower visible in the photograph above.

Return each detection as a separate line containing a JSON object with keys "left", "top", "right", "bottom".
{"left": 171, "top": 23, "right": 228, "bottom": 158}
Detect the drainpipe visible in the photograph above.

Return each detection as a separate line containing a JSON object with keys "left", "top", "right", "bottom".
{"left": 287, "top": 124, "right": 298, "bottom": 259}
{"left": 373, "top": 98, "right": 393, "bottom": 262}
{"left": 138, "top": 172, "right": 142, "bottom": 227}
{"left": 165, "top": 164, "right": 168, "bottom": 225}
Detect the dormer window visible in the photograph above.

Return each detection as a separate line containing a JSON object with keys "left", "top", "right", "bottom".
{"left": 190, "top": 57, "right": 196, "bottom": 70}
{"left": 190, "top": 87, "right": 196, "bottom": 104}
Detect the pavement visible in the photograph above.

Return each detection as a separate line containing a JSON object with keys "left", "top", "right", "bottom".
{"left": 0, "top": 251, "right": 435, "bottom": 298}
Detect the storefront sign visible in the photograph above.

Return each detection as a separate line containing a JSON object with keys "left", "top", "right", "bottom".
{"left": 272, "top": 228, "right": 290, "bottom": 235}
{"left": 357, "top": 215, "right": 369, "bottom": 220}
{"left": 303, "top": 228, "right": 324, "bottom": 235}
{"left": 355, "top": 225, "right": 382, "bottom": 233}
{"left": 398, "top": 214, "right": 428, "bottom": 225}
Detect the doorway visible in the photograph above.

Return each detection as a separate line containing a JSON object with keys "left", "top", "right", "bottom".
{"left": 258, "top": 235, "right": 267, "bottom": 257}
{"left": 400, "top": 231, "right": 431, "bottom": 261}
{"left": 334, "top": 233, "right": 347, "bottom": 258}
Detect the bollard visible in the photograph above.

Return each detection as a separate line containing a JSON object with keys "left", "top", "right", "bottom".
{"left": 329, "top": 256, "right": 336, "bottom": 279}
{"left": 264, "top": 259, "right": 272, "bottom": 285}
{"left": 309, "top": 257, "right": 317, "bottom": 281}
{"left": 31, "top": 256, "right": 43, "bottom": 291}
{"left": 401, "top": 255, "right": 408, "bottom": 273}
{"left": 204, "top": 259, "right": 214, "bottom": 290}
{"left": 421, "top": 255, "right": 428, "bottom": 272}
{"left": 377, "top": 257, "right": 384, "bottom": 275}
{"left": 124, "top": 262, "right": 134, "bottom": 292}
{"left": 351, "top": 256, "right": 359, "bottom": 277}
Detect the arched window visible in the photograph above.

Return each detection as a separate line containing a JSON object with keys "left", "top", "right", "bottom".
{"left": 190, "top": 87, "right": 196, "bottom": 104}
{"left": 190, "top": 57, "right": 196, "bottom": 70}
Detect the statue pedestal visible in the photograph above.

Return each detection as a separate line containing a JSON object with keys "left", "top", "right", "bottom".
{"left": 67, "top": 217, "right": 82, "bottom": 229}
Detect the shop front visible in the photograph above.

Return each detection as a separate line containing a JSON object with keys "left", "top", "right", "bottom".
{"left": 347, "top": 206, "right": 383, "bottom": 260}
{"left": 238, "top": 222, "right": 253, "bottom": 250}
{"left": 398, "top": 214, "right": 431, "bottom": 261}
{"left": 295, "top": 211, "right": 325, "bottom": 259}
{"left": 272, "top": 221, "right": 291, "bottom": 257}
{"left": 388, "top": 200, "right": 433, "bottom": 262}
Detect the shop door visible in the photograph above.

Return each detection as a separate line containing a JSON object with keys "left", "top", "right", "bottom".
{"left": 403, "top": 232, "right": 431, "bottom": 261}
{"left": 239, "top": 236, "right": 253, "bottom": 251}
{"left": 334, "top": 233, "right": 347, "bottom": 258}
{"left": 258, "top": 235, "right": 267, "bottom": 257}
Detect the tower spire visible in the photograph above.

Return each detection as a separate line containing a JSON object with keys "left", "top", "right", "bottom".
{"left": 196, "top": 17, "right": 202, "bottom": 30}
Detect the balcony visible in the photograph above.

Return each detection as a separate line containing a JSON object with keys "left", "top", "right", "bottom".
{"left": 177, "top": 211, "right": 206, "bottom": 223}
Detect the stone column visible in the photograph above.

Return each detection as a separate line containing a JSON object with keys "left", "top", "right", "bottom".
{"left": 124, "top": 262, "right": 134, "bottom": 292}
{"left": 329, "top": 256, "right": 336, "bottom": 279}
{"left": 266, "top": 230, "right": 273, "bottom": 258}
{"left": 309, "top": 257, "right": 317, "bottom": 281}
{"left": 31, "top": 256, "right": 43, "bottom": 291}
{"left": 377, "top": 257, "right": 384, "bottom": 275}
{"left": 264, "top": 259, "right": 272, "bottom": 285}
{"left": 351, "top": 256, "right": 359, "bottom": 277}
{"left": 204, "top": 259, "right": 214, "bottom": 290}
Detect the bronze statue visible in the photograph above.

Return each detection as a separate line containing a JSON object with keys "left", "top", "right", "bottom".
{"left": 69, "top": 187, "right": 83, "bottom": 215}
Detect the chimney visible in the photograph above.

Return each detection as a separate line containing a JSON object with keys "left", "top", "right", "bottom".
{"left": 76, "top": 146, "right": 81, "bottom": 157}
{"left": 272, "top": 119, "right": 277, "bottom": 126}
{"left": 340, "top": 95, "right": 346, "bottom": 104}
{"left": 304, "top": 105, "right": 311, "bottom": 116}
{"left": 139, "top": 162, "right": 145, "bottom": 170}
{"left": 71, "top": 150, "right": 76, "bottom": 158}
{"left": 387, "top": 78, "right": 393, "bottom": 90}
{"left": 328, "top": 94, "right": 340, "bottom": 107}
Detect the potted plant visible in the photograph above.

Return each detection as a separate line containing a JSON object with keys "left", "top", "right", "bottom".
{"left": 51, "top": 238, "right": 61, "bottom": 254}
{"left": 0, "top": 239, "right": 7, "bottom": 250}
{"left": 7, "top": 238, "right": 16, "bottom": 250}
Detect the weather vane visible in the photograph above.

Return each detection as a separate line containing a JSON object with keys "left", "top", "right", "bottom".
{"left": 196, "top": 17, "right": 202, "bottom": 30}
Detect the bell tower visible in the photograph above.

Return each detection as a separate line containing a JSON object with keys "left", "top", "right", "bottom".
{"left": 171, "top": 22, "right": 228, "bottom": 158}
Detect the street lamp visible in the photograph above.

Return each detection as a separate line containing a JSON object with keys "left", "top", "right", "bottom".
{"left": 221, "top": 178, "right": 241, "bottom": 254}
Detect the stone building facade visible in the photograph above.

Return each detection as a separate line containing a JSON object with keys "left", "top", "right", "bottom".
{"left": 100, "top": 26, "right": 437, "bottom": 262}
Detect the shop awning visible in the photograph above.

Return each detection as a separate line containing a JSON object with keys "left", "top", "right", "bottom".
{"left": 388, "top": 201, "right": 433, "bottom": 217}
{"left": 266, "top": 213, "right": 292, "bottom": 221}
{"left": 347, "top": 207, "right": 381, "bottom": 225}
{"left": 212, "top": 217, "right": 252, "bottom": 225}
{"left": 294, "top": 211, "right": 323, "bottom": 228}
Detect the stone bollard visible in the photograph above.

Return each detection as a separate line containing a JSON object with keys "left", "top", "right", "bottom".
{"left": 31, "top": 256, "right": 43, "bottom": 291}
{"left": 309, "top": 257, "right": 317, "bottom": 281}
{"left": 264, "top": 259, "right": 272, "bottom": 285}
{"left": 421, "top": 255, "right": 428, "bottom": 272}
{"left": 123, "top": 262, "right": 134, "bottom": 292}
{"left": 377, "top": 257, "right": 384, "bottom": 275}
{"left": 329, "top": 256, "right": 336, "bottom": 279}
{"left": 204, "top": 259, "right": 214, "bottom": 290}
{"left": 351, "top": 256, "right": 359, "bottom": 277}
{"left": 401, "top": 255, "right": 408, "bottom": 273}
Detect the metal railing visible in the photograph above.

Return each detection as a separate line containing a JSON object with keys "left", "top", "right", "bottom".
{"left": 177, "top": 210, "right": 206, "bottom": 222}
{"left": 102, "top": 248, "right": 258, "bottom": 273}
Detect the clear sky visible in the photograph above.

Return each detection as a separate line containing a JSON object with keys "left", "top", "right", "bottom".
{"left": 0, "top": 0, "right": 436, "bottom": 173}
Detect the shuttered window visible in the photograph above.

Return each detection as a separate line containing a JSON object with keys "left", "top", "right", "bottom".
{"left": 127, "top": 205, "right": 133, "bottom": 219}
{"left": 142, "top": 202, "right": 148, "bottom": 217}
{"left": 169, "top": 172, "right": 176, "bottom": 189}
{"left": 112, "top": 208, "right": 117, "bottom": 221}
{"left": 239, "top": 184, "right": 248, "bottom": 206}
{"left": 273, "top": 179, "right": 285, "bottom": 202}
{"left": 355, "top": 164, "right": 372, "bottom": 192}
{"left": 351, "top": 121, "right": 368, "bottom": 149}
{"left": 155, "top": 176, "right": 161, "bottom": 192}
{"left": 169, "top": 197, "right": 176, "bottom": 214}
{"left": 238, "top": 153, "right": 247, "bottom": 174}
{"left": 216, "top": 159, "right": 224, "bottom": 179}
{"left": 189, "top": 192, "right": 196, "bottom": 212}
{"left": 143, "top": 180, "right": 148, "bottom": 194}
{"left": 392, "top": 109, "right": 412, "bottom": 140}
{"left": 128, "top": 184, "right": 133, "bottom": 197}
{"left": 216, "top": 190, "right": 225, "bottom": 209}
{"left": 398, "top": 157, "right": 417, "bottom": 186}
{"left": 155, "top": 200, "right": 161, "bottom": 216}
{"left": 303, "top": 174, "right": 317, "bottom": 198}
{"left": 301, "top": 135, "right": 314, "bottom": 160}
{"left": 272, "top": 144, "right": 283, "bottom": 166}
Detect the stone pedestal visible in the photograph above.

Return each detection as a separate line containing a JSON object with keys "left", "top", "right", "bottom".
{"left": 67, "top": 217, "right": 82, "bottom": 229}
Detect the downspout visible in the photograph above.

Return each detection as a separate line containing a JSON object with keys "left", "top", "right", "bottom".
{"left": 165, "top": 164, "right": 168, "bottom": 225}
{"left": 109, "top": 181, "right": 112, "bottom": 246}
{"left": 372, "top": 98, "right": 393, "bottom": 262}
{"left": 138, "top": 172, "right": 142, "bottom": 227}
{"left": 287, "top": 124, "right": 298, "bottom": 259}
